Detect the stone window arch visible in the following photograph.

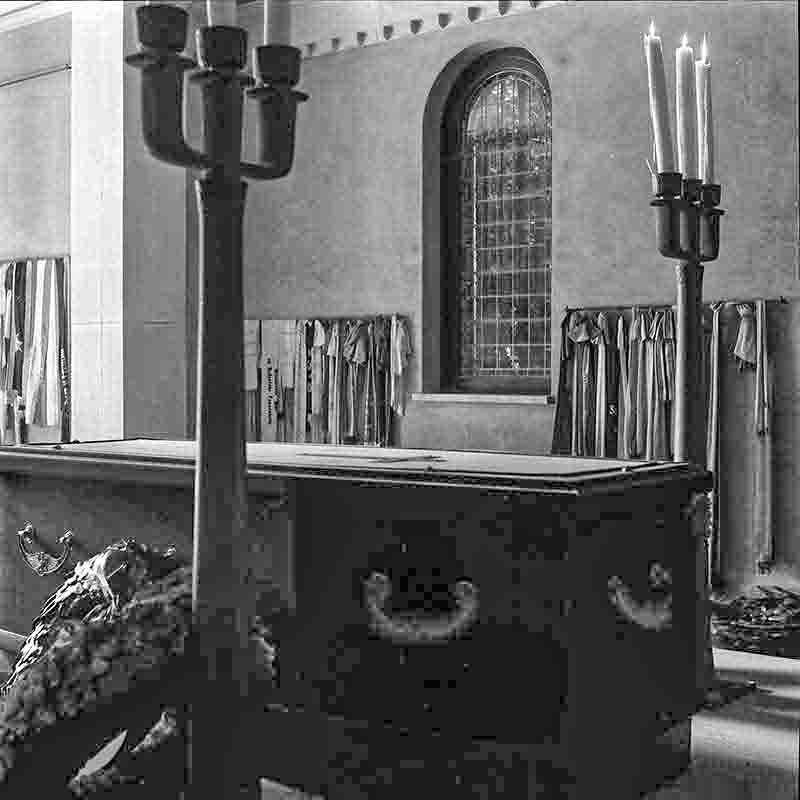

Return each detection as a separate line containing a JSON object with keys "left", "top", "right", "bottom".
{"left": 438, "top": 48, "right": 552, "bottom": 394}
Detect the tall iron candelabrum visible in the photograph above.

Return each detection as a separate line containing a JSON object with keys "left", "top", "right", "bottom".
{"left": 651, "top": 171, "right": 724, "bottom": 700}
{"left": 126, "top": 4, "right": 307, "bottom": 797}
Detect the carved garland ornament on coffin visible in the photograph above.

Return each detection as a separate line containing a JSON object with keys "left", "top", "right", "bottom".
{"left": 608, "top": 563, "right": 674, "bottom": 632}
{"left": 363, "top": 571, "right": 479, "bottom": 644}
{"left": 17, "top": 523, "right": 74, "bottom": 577}
{"left": 606, "top": 492, "right": 710, "bottom": 631}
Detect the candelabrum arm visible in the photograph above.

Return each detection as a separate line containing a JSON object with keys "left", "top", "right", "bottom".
{"left": 126, "top": 4, "right": 209, "bottom": 172}
{"left": 243, "top": 45, "right": 308, "bottom": 181}
{"left": 128, "top": 51, "right": 211, "bottom": 171}
{"left": 243, "top": 86, "right": 308, "bottom": 180}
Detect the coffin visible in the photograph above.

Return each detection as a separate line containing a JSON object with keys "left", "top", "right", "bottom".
{"left": 0, "top": 440, "right": 711, "bottom": 798}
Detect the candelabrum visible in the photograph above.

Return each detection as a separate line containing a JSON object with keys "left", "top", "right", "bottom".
{"left": 651, "top": 172, "right": 724, "bottom": 464}
{"left": 126, "top": 4, "right": 307, "bottom": 797}
{"left": 651, "top": 171, "right": 724, "bottom": 702}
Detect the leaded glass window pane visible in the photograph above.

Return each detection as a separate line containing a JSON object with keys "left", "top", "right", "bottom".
{"left": 455, "top": 68, "right": 552, "bottom": 391}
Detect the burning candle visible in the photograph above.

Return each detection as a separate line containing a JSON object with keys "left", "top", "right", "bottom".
{"left": 644, "top": 21, "right": 675, "bottom": 173}
{"left": 695, "top": 35, "right": 714, "bottom": 184}
{"left": 263, "top": 0, "right": 269, "bottom": 44}
{"left": 206, "top": 0, "right": 237, "bottom": 27}
{"left": 675, "top": 34, "right": 697, "bottom": 179}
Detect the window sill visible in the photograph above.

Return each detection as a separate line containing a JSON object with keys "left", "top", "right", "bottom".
{"left": 411, "top": 393, "right": 554, "bottom": 406}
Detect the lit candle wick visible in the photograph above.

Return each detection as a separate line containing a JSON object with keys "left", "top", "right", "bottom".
{"left": 681, "top": 33, "right": 688, "bottom": 48}
{"left": 701, "top": 35, "right": 709, "bottom": 63}
{"left": 649, "top": 20, "right": 656, "bottom": 37}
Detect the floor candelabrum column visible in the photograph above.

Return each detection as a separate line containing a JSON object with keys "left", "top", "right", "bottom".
{"left": 126, "top": 5, "right": 307, "bottom": 796}
{"left": 652, "top": 173, "right": 724, "bottom": 699}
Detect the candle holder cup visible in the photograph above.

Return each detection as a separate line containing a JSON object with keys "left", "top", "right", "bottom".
{"left": 195, "top": 25, "right": 249, "bottom": 72}
{"left": 651, "top": 174, "right": 724, "bottom": 262}
{"left": 698, "top": 184, "right": 723, "bottom": 261}
{"left": 651, "top": 172, "right": 682, "bottom": 258}
{"left": 248, "top": 44, "right": 309, "bottom": 177}
{"left": 682, "top": 178, "right": 702, "bottom": 203}
{"left": 136, "top": 2, "right": 189, "bottom": 51}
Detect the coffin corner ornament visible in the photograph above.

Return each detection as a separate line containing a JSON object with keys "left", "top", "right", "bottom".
{"left": 608, "top": 562, "right": 673, "bottom": 631}
{"left": 363, "top": 571, "right": 479, "bottom": 644}
{"left": 17, "top": 523, "right": 74, "bottom": 577}
{"left": 683, "top": 491, "right": 712, "bottom": 539}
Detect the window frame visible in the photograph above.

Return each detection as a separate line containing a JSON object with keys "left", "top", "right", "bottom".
{"left": 440, "top": 48, "right": 552, "bottom": 396}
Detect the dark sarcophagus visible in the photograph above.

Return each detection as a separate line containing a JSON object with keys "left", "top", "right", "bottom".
{"left": 0, "top": 442, "right": 710, "bottom": 798}
{"left": 256, "top": 449, "right": 710, "bottom": 800}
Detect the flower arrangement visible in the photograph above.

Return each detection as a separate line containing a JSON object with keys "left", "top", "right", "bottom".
{"left": 0, "top": 541, "right": 277, "bottom": 796}
{"left": 0, "top": 564, "right": 193, "bottom": 789}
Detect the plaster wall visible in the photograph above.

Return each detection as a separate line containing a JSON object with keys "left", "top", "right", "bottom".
{"left": 212, "top": 0, "right": 799, "bottom": 589}
{"left": 121, "top": 1, "right": 188, "bottom": 440}
{"left": 0, "top": 13, "right": 70, "bottom": 260}
{"left": 0, "top": 12, "right": 70, "bottom": 443}
{"left": 71, "top": 2, "right": 188, "bottom": 441}
{"left": 70, "top": 1, "right": 125, "bottom": 441}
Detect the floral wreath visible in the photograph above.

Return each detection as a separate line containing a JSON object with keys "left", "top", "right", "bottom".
{"left": 0, "top": 546, "right": 276, "bottom": 797}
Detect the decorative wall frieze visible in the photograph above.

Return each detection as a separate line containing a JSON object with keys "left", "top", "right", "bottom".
{"left": 237, "top": 1, "right": 569, "bottom": 60}
{"left": 0, "top": 1, "right": 567, "bottom": 52}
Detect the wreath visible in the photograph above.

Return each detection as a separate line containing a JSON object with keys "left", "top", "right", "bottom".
{"left": 0, "top": 541, "right": 276, "bottom": 797}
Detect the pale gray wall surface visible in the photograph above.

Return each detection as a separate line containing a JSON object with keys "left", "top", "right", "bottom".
{"left": 236, "top": 0, "right": 798, "bottom": 322}
{"left": 121, "top": 1, "right": 188, "bottom": 440}
{"left": 70, "top": 2, "right": 188, "bottom": 442}
{"left": 0, "top": 14, "right": 70, "bottom": 260}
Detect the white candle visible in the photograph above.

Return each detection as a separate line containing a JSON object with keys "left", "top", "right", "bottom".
{"left": 695, "top": 35, "right": 714, "bottom": 184}
{"left": 675, "top": 34, "right": 697, "bottom": 179}
{"left": 206, "top": 0, "right": 237, "bottom": 27}
{"left": 644, "top": 21, "right": 675, "bottom": 173}
{"left": 267, "top": 0, "right": 291, "bottom": 45}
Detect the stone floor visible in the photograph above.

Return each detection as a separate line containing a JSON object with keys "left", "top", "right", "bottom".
{"left": 646, "top": 648, "right": 799, "bottom": 800}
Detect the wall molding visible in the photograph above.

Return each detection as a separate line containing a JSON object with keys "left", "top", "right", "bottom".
{"left": 0, "top": 0, "right": 195, "bottom": 35}
{"left": 292, "top": 0, "right": 569, "bottom": 60}
{"left": 0, "top": 1, "right": 566, "bottom": 53}
{"left": 0, "top": 1, "right": 73, "bottom": 34}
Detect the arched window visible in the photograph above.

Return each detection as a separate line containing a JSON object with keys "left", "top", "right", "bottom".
{"left": 441, "top": 49, "right": 551, "bottom": 394}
